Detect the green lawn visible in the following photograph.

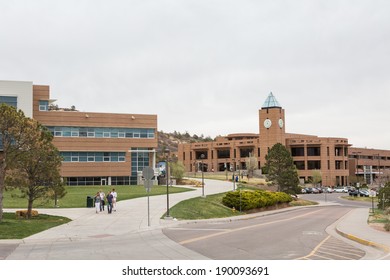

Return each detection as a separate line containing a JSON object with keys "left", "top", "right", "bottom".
{"left": 166, "top": 192, "right": 244, "bottom": 220}
{"left": 3, "top": 185, "right": 194, "bottom": 208}
{"left": 0, "top": 212, "right": 71, "bottom": 239}
{"left": 1, "top": 185, "right": 194, "bottom": 240}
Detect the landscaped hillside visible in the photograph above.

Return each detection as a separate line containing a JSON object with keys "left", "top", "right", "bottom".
{"left": 158, "top": 131, "right": 215, "bottom": 153}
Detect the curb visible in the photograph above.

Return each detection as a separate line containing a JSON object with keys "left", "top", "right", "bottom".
{"left": 335, "top": 227, "right": 390, "bottom": 253}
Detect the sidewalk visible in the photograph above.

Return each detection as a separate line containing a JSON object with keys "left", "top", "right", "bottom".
{"left": 1, "top": 179, "right": 389, "bottom": 260}
{"left": 335, "top": 207, "right": 390, "bottom": 259}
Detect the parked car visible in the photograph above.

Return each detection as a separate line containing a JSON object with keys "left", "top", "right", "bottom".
{"left": 325, "top": 187, "right": 333, "bottom": 193}
{"left": 349, "top": 189, "right": 359, "bottom": 197}
{"left": 334, "top": 187, "right": 345, "bottom": 193}
{"left": 359, "top": 189, "right": 370, "bottom": 197}
{"left": 305, "top": 187, "right": 313, "bottom": 194}
{"left": 311, "top": 188, "right": 320, "bottom": 194}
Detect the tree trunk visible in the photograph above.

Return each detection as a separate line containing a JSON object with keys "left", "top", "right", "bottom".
{"left": 0, "top": 160, "right": 5, "bottom": 222}
{"left": 27, "top": 198, "right": 34, "bottom": 219}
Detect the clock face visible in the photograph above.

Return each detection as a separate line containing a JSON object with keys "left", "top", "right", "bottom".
{"left": 264, "top": 119, "right": 272, "bottom": 128}
{"left": 278, "top": 119, "right": 284, "bottom": 128}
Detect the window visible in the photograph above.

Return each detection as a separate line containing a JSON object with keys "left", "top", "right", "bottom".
{"left": 291, "top": 147, "right": 304, "bottom": 157}
{"left": 217, "top": 149, "right": 230, "bottom": 159}
{"left": 39, "top": 100, "right": 49, "bottom": 111}
{"left": 307, "top": 147, "right": 321, "bottom": 156}
{"left": 335, "top": 147, "right": 343, "bottom": 156}
{"left": 196, "top": 151, "right": 208, "bottom": 160}
{"left": 335, "top": 160, "right": 343, "bottom": 170}
{"left": 294, "top": 161, "right": 305, "bottom": 170}
{"left": 0, "top": 96, "right": 17, "bottom": 107}
{"left": 240, "top": 148, "right": 253, "bottom": 158}
{"left": 307, "top": 160, "right": 321, "bottom": 170}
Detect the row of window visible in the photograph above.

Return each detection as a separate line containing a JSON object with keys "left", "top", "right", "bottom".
{"left": 294, "top": 160, "right": 349, "bottom": 170}
{"left": 65, "top": 176, "right": 130, "bottom": 186}
{"left": 48, "top": 126, "right": 155, "bottom": 139}
{"left": 61, "top": 152, "right": 126, "bottom": 162}
{"left": 291, "top": 147, "right": 348, "bottom": 157}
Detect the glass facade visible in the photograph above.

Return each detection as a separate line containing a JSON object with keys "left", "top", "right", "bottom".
{"left": 130, "top": 148, "right": 150, "bottom": 184}
{"left": 47, "top": 126, "right": 155, "bottom": 139}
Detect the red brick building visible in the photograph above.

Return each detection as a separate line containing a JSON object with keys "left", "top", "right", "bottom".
{"left": 178, "top": 93, "right": 390, "bottom": 187}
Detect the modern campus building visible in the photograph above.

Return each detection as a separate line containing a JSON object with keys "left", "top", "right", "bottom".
{"left": 2, "top": 80, "right": 390, "bottom": 187}
{"left": 0, "top": 80, "right": 158, "bottom": 185}
{"left": 178, "top": 93, "right": 390, "bottom": 187}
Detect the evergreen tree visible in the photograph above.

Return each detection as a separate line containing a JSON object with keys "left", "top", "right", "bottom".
{"left": 265, "top": 143, "right": 300, "bottom": 194}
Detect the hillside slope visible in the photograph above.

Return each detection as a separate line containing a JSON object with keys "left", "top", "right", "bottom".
{"left": 158, "top": 131, "right": 214, "bottom": 153}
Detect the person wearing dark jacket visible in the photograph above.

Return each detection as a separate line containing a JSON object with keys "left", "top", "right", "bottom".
{"left": 106, "top": 191, "right": 113, "bottom": 214}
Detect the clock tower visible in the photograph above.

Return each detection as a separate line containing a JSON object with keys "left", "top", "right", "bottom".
{"left": 259, "top": 92, "right": 286, "bottom": 166}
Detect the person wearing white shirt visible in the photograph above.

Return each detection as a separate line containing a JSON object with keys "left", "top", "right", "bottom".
{"left": 111, "top": 188, "right": 117, "bottom": 211}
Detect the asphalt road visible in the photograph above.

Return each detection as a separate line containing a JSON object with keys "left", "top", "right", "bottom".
{"left": 163, "top": 195, "right": 369, "bottom": 260}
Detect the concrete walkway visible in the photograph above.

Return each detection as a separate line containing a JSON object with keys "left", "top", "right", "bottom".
{"left": 1, "top": 179, "right": 389, "bottom": 260}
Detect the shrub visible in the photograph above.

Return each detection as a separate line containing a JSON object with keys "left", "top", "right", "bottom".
{"left": 222, "top": 190, "right": 292, "bottom": 211}
{"left": 384, "top": 221, "right": 390, "bottom": 232}
{"left": 377, "top": 185, "right": 390, "bottom": 210}
{"left": 15, "top": 210, "right": 39, "bottom": 218}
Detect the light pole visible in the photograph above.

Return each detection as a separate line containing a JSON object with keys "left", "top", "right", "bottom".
{"left": 352, "top": 151, "right": 362, "bottom": 187}
{"left": 164, "top": 148, "right": 172, "bottom": 219}
{"left": 225, "top": 159, "right": 228, "bottom": 180}
{"left": 200, "top": 153, "right": 205, "bottom": 197}
{"left": 374, "top": 153, "right": 380, "bottom": 182}
{"left": 232, "top": 158, "right": 236, "bottom": 191}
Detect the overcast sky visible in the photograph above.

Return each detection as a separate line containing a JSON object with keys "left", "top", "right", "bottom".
{"left": 1, "top": 0, "right": 390, "bottom": 150}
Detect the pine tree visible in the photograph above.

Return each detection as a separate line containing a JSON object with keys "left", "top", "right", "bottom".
{"left": 265, "top": 143, "right": 300, "bottom": 194}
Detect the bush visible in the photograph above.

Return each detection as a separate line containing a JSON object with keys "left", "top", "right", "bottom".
{"left": 15, "top": 210, "right": 39, "bottom": 218}
{"left": 222, "top": 190, "right": 292, "bottom": 211}
{"left": 384, "top": 221, "right": 390, "bottom": 232}
{"left": 377, "top": 184, "right": 390, "bottom": 210}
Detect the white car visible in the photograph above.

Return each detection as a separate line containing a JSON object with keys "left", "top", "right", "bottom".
{"left": 325, "top": 187, "right": 333, "bottom": 193}
{"left": 334, "top": 187, "right": 345, "bottom": 193}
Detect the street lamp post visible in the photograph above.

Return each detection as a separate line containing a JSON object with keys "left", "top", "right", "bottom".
{"left": 374, "top": 153, "right": 380, "bottom": 183}
{"left": 352, "top": 151, "right": 362, "bottom": 187}
{"left": 232, "top": 158, "right": 236, "bottom": 191}
{"left": 164, "top": 149, "right": 172, "bottom": 219}
{"left": 200, "top": 154, "right": 205, "bottom": 197}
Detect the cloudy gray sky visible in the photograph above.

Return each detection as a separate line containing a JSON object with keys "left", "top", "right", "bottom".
{"left": 1, "top": 0, "right": 390, "bottom": 150}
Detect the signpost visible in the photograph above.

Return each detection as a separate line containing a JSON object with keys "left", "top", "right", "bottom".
{"left": 369, "top": 190, "right": 376, "bottom": 214}
{"left": 143, "top": 167, "right": 154, "bottom": 226}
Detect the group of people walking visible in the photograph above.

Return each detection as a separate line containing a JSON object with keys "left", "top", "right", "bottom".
{"left": 94, "top": 188, "right": 117, "bottom": 214}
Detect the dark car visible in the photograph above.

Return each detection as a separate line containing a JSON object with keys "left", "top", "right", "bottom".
{"left": 349, "top": 189, "right": 359, "bottom": 197}
{"left": 305, "top": 187, "right": 313, "bottom": 194}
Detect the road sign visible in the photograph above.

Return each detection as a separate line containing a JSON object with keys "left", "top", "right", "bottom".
{"left": 142, "top": 167, "right": 155, "bottom": 227}
{"left": 144, "top": 179, "right": 153, "bottom": 192}
{"left": 143, "top": 167, "right": 154, "bottom": 180}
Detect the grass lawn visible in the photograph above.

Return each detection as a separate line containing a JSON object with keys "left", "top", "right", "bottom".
{"left": 341, "top": 195, "right": 377, "bottom": 203}
{"left": 0, "top": 212, "right": 71, "bottom": 239}
{"left": 166, "top": 192, "right": 244, "bottom": 220}
{"left": 3, "top": 185, "right": 194, "bottom": 209}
